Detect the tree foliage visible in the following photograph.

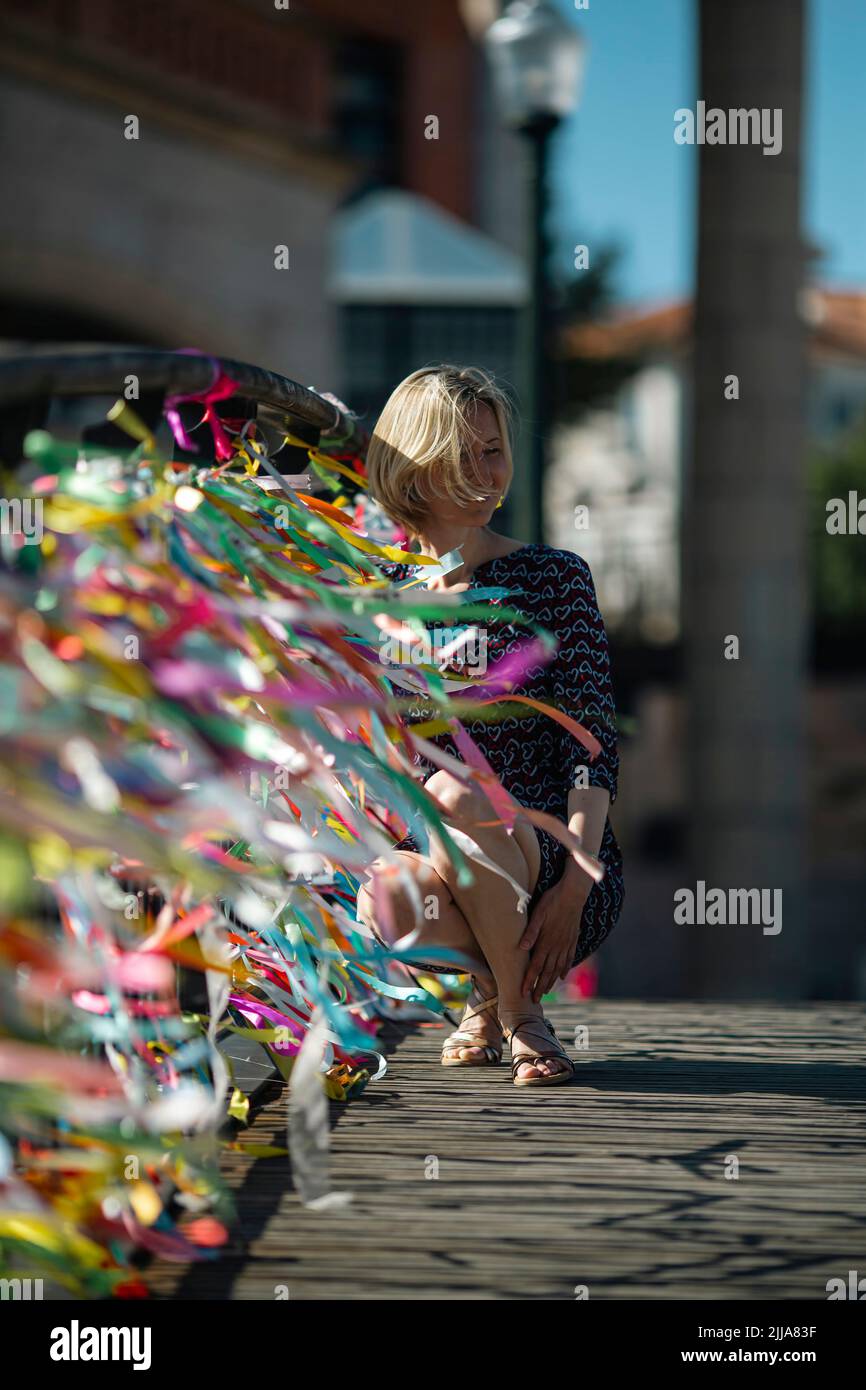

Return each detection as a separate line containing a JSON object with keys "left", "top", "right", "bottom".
{"left": 549, "top": 240, "right": 642, "bottom": 424}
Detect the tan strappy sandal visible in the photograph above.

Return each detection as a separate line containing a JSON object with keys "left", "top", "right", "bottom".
{"left": 501, "top": 1011, "right": 575, "bottom": 1087}
{"left": 441, "top": 990, "right": 502, "bottom": 1067}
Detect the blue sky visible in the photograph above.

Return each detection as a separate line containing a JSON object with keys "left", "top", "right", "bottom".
{"left": 549, "top": 0, "right": 866, "bottom": 307}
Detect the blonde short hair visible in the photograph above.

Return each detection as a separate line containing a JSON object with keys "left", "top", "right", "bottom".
{"left": 365, "top": 364, "right": 514, "bottom": 538}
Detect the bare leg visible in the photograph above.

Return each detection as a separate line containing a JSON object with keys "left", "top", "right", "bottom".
{"left": 422, "top": 771, "right": 569, "bottom": 1079}
{"left": 356, "top": 851, "right": 499, "bottom": 1060}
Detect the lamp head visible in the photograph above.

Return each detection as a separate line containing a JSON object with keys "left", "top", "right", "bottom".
{"left": 483, "top": 0, "right": 586, "bottom": 131}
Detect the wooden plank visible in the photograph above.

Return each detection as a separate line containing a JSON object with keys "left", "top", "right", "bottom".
{"left": 146, "top": 1001, "right": 866, "bottom": 1300}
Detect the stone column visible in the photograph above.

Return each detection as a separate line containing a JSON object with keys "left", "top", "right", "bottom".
{"left": 683, "top": 0, "right": 809, "bottom": 996}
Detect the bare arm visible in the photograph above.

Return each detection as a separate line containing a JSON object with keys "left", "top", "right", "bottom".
{"left": 559, "top": 784, "right": 610, "bottom": 896}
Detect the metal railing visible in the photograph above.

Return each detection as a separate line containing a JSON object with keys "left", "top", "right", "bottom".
{"left": 0, "top": 348, "right": 367, "bottom": 467}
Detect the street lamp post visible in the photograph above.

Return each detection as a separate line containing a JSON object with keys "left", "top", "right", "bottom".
{"left": 484, "top": 1, "right": 585, "bottom": 544}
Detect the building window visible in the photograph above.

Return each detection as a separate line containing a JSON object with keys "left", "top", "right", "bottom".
{"left": 340, "top": 305, "right": 518, "bottom": 426}
{"left": 332, "top": 37, "right": 402, "bottom": 190}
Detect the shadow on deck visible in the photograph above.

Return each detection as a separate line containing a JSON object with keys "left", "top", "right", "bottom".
{"left": 146, "top": 1001, "right": 866, "bottom": 1300}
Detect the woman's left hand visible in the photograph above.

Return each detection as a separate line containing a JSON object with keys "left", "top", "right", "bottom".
{"left": 518, "top": 872, "right": 592, "bottom": 1001}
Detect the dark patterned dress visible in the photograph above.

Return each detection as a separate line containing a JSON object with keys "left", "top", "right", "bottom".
{"left": 379, "top": 542, "right": 624, "bottom": 969}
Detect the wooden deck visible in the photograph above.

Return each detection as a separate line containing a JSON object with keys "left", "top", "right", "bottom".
{"left": 147, "top": 1001, "right": 866, "bottom": 1300}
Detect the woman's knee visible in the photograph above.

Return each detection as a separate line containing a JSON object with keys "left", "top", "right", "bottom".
{"left": 427, "top": 770, "right": 540, "bottom": 891}
{"left": 425, "top": 769, "right": 491, "bottom": 826}
{"left": 356, "top": 852, "right": 445, "bottom": 945}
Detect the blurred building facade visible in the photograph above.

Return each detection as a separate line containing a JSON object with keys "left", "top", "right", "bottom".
{"left": 547, "top": 288, "right": 866, "bottom": 643}
{"left": 557, "top": 286, "right": 866, "bottom": 1002}
{"left": 0, "top": 0, "right": 527, "bottom": 422}
{"left": 330, "top": 188, "right": 526, "bottom": 423}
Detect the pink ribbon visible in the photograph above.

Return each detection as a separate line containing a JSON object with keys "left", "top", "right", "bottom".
{"left": 165, "top": 350, "right": 240, "bottom": 461}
